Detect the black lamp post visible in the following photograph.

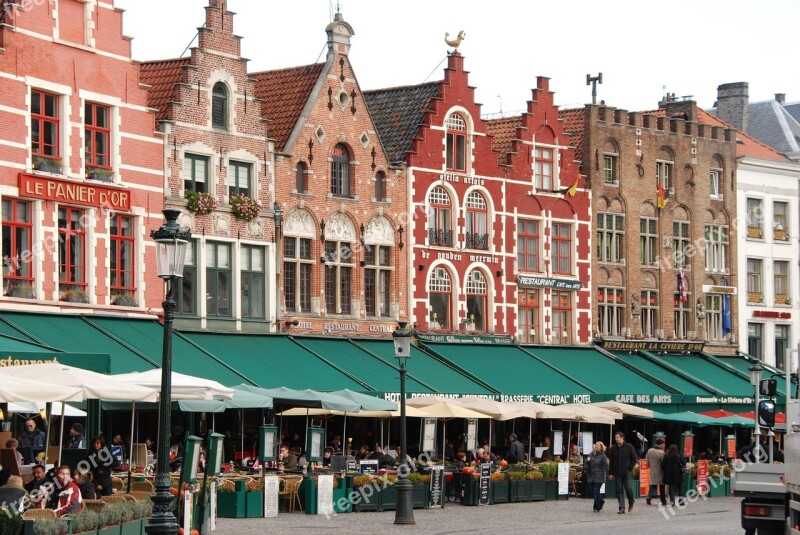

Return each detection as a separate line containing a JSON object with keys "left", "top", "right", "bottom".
{"left": 392, "top": 321, "right": 415, "bottom": 525}
{"left": 147, "top": 209, "right": 191, "bottom": 535}
{"left": 749, "top": 362, "right": 764, "bottom": 464}
{"left": 273, "top": 202, "right": 283, "bottom": 332}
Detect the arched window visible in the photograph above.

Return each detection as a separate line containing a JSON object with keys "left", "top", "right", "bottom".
{"left": 429, "top": 267, "right": 452, "bottom": 331}
{"left": 212, "top": 83, "right": 228, "bottom": 130}
{"left": 466, "top": 270, "right": 487, "bottom": 332}
{"left": 330, "top": 143, "right": 351, "bottom": 197}
{"left": 465, "top": 191, "right": 488, "bottom": 250}
{"left": 428, "top": 187, "right": 453, "bottom": 247}
{"left": 375, "top": 171, "right": 386, "bottom": 202}
{"left": 446, "top": 114, "right": 467, "bottom": 171}
{"left": 295, "top": 161, "right": 308, "bottom": 193}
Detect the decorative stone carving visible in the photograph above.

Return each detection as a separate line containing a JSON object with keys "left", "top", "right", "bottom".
{"left": 630, "top": 294, "right": 641, "bottom": 318}
{"left": 363, "top": 215, "right": 394, "bottom": 246}
{"left": 323, "top": 212, "right": 356, "bottom": 242}
{"left": 696, "top": 296, "right": 705, "bottom": 321}
{"left": 247, "top": 218, "right": 264, "bottom": 238}
{"left": 212, "top": 213, "right": 230, "bottom": 235}
{"left": 284, "top": 209, "right": 316, "bottom": 237}
{"left": 178, "top": 212, "right": 194, "bottom": 229}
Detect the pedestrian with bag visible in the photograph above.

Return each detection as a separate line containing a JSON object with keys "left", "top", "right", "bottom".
{"left": 586, "top": 441, "right": 609, "bottom": 512}
{"left": 662, "top": 444, "right": 684, "bottom": 506}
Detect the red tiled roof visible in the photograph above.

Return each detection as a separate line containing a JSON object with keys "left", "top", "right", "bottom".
{"left": 485, "top": 116, "right": 522, "bottom": 162}
{"left": 253, "top": 63, "right": 325, "bottom": 152}
{"left": 559, "top": 107, "right": 585, "bottom": 159}
{"left": 139, "top": 58, "right": 190, "bottom": 122}
{"left": 695, "top": 109, "right": 788, "bottom": 162}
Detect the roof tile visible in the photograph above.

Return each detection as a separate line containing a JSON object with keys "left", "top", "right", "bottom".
{"left": 139, "top": 58, "right": 191, "bottom": 122}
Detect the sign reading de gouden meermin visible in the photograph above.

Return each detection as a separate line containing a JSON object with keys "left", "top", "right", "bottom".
{"left": 19, "top": 174, "right": 131, "bottom": 211}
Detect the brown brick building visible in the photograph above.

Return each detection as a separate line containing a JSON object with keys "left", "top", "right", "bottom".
{"left": 561, "top": 100, "right": 739, "bottom": 354}
{"left": 253, "top": 13, "right": 407, "bottom": 336}
{"left": 140, "top": 0, "right": 276, "bottom": 332}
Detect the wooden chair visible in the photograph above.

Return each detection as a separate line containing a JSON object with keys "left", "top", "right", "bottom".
{"left": 23, "top": 509, "right": 57, "bottom": 520}
{"left": 130, "top": 481, "right": 153, "bottom": 493}
{"left": 278, "top": 477, "right": 303, "bottom": 513}
{"left": 569, "top": 468, "right": 582, "bottom": 497}
{"left": 111, "top": 477, "right": 125, "bottom": 493}
{"left": 101, "top": 495, "right": 129, "bottom": 505}
{"left": 82, "top": 499, "right": 106, "bottom": 513}
{"left": 130, "top": 491, "right": 152, "bottom": 502}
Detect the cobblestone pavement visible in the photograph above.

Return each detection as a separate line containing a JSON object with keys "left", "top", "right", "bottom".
{"left": 211, "top": 496, "right": 745, "bottom": 535}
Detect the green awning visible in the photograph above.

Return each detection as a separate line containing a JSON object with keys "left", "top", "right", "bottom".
{"left": 292, "top": 337, "right": 433, "bottom": 394}
{"left": 421, "top": 343, "right": 591, "bottom": 401}
{"left": 642, "top": 351, "right": 756, "bottom": 402}
{"left": 353, "top": 340, "right": 496, "bottom": 396}
{"left": 611, "top": 351, "right": 716, "bottom": 397}
{"left": 0, "top": 312, "right": 154, "bottom": 373}
{"left": 528, "top": 346, "right": 674, "bottom": 398}
{"left": 87, "top": 317, "right": 252, "bottom": 386}
{"left": 179, "top": 332, "right": 366, "bottom": 391}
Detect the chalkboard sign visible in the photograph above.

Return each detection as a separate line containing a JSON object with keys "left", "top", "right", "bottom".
{"left": 359, "top": 459, "right": 379, "bottom": 474}
{"left": 346, "top": 459, "right": 358, "bottom": 474}
{"left": 479, "top": 463, "right": 491, "bottom": 506}
{"left": 429, "top": 465, "right": 445, "bottom": 508}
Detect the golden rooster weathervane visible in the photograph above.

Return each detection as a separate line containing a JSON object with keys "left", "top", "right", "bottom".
{"left": 445, "top": 30, "right": 466, "bottom": 50}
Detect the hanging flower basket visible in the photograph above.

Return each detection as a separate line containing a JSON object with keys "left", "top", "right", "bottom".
{"left": 185, "top": 191, "right": 217, "bottom": 215}
{"left": 229, "top": 194, "right": 261, "bottom": 221}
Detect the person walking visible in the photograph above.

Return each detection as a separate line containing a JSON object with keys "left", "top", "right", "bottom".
{"left": 646, "top": 438, "right": 667, "bottom": 505}
{"left": 586, "top": 441, "right": 609, "bottom": 512}
{"left": 608, "top": 431, "right": 637, "bottom": 514}
{"left": 662, "top": 444, "right": 684, "bottom": 506}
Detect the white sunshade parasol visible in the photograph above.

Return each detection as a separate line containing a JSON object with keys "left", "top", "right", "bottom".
{"left": 277, "top": 406, "right": 431, "bottom": 418}
{"left": 9, "top": 401, "right": 86, "bottom": 417}
{"left": 0, "top": 375, "right": 83, "bottom": 403}
{"left": 450, "top": 396, "right": 535, "bottom": 421}
{"left": 112, "top": 369, "right": 235, "bottom": 400}
{"left": 0, "top": 362, "right": 157, "bottom": 401}
{"left": 591, "top": 400, "right": 654, "bottom": 419}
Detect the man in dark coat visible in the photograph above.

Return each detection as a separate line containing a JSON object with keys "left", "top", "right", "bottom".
{"left": 506, "top": 433, "right": 525, "bottom": 464}
{"left": 608, "top": 431, "right": 638, "bottom": 514}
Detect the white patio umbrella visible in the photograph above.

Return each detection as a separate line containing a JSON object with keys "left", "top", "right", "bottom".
{"left": 591, "top": 401, "right": 654, "bottom": 419}
{"left": 9, "top": 401, "right": 86, "bottom": 417}
{"left": 112, "top": 370, "right": 235, "bottom": 400}
{"left": 405, "top": 401, "right": 492, "bottom": 460}
{"left": 0, "top": 375, "right": 83, "bottom": 402}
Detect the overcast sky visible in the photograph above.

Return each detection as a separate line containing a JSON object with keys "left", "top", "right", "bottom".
{"left": 115, "top": 0, "right": 799, "bottom": 116}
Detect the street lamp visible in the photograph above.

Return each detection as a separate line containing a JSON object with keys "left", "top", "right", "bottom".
{"left": 392, "top": 321, "right": 415, "bottom": 525}
{"left": 748, "top": 362, "right": 764, "bottom": 464}
{"left": 273, "top": 202, "right": 283, "bottom": 332}
{"left": 147, "top": 209, "right": 191, "bottom": 535}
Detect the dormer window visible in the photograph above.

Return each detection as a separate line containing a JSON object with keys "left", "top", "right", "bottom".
{"left": 212, "top": 83, "right": 228, "bottom": 130}
{"left": 446, "top": 114, "right": 467, "bottom": 172}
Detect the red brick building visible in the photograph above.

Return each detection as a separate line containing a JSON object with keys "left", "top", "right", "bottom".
{"left": 366, "top": 55, "right": 592, "bottom": 344}
{"left": 253, "top": 13, "right": 407, "bottom": 336}
{"left": 0, "top": 0, "right": 164, "bottom": 312}
{"left": 561, "top": 100, "right": 739, "bottom": 354}
{"left": 140, "top": 0, "right": 276, "bottom": 332}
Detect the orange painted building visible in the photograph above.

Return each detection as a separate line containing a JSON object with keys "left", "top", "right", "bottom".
{"left": 0, "top": 0, "right": 164, "bottom": 312}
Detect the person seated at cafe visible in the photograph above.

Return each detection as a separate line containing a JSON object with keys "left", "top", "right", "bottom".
{"left": 444, "top": 441, "right": 455, "bottom": 461}
{"left": 66, "top": 423, "right": 85, "bottom": 449}
{"left": 540, "top": 437, "right": 553, "bottom": 461}
{"left": 52, "top": 466, "right": 81, "bottom": 517}
{"left": 354, "top": 443, "right": 371, "bottom": 461}
{"left": 85, "top": 436, "right": 118, "bottom": 497}
{"left": 5, "top": 438, "right": 24, "bottom": 467}
{"left": 0, "top": 475, "right": 28, "bottom": 514}
{"left": 393, "top": 446, "right": 416, "bottom": 471}
{"left": 471, "top": 447, "right": 483, "bottom": 463}
{"left": 455, "top": 451, "right": 468, "bottom": 469}
{"left": 73, "top": 469, "right": 95, "bottom": 500}
{"left": 144, "top": 437, "right": 156, "bottom": 455}
{"left": 568, "top": 443, "right": 582, "bottom": 464}
{"left": 322, "top": 447, "right": 333, "bottom": 467}
{"left": 480, "top": 449, "right": 497, "bottom": 467}
{"left": 329, "top": 435, "right": 342, "bottom": 453}
{"left": 18, "top": 418, "right": 46, "bottom": 464}
{"left": 369, "top": 445, "right": 385, "bottom": 461}
{"left": 277, "top": 444, "right": 298, "bottom": 470}
{"left": 25, "top": 464, "right": 51, "bottom": 508}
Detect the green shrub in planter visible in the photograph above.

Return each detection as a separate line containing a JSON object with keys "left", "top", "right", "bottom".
{"left": 1, "top": 514, "right": 23, "bottom": 535}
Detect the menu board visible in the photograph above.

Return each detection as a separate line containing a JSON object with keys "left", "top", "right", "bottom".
{"left": 639, "top": 460, "right": 650, "bottom": 495}
{"left": 264, "top": 476, "right": 279, "bottom": 518}
{"left": 552, "top": 430, "right": 563, "bottom": 459}
{"left": 429, "top": 466, "right": 444, "bottom": 508}
{"left": 479, "top": 463, "right": 491, "bottom": 506}
{"left": 726, "top": 436, "right": 737, "bottom": 458}
{"left": 697, "top": 459, "right": 709, "bottom": 495}
{"left": 557, "top": 462, "right": 569, "bottom": 495}
{"left": 579, "top": 432, "right": 593, "bottom": 455}
{"left": 682, "top": 434, "right": 694, "bottom": 459}
{"left": 465, "top": 419, "right": 478, "bottom": 452}
{"left": 421, "top": 418, "right": 437, "bottom": 452}
{"left": 209, "top": 481, "right": 217, "bottom": 531}
{"left": 317, "top": 474, "right": 334, "bottom": 516}
{"left": 183, "top": 491, "right": 193, "bottom": 532}
{"left": 359, "top": 460, "right": 379, "bottom": 474}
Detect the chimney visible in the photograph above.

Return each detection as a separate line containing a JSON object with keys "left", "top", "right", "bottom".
{"left": 775, "top": 93, "right": 786, "bottom": 105}
{"left": 716, "top": 82, "right": 749, "bottom": 131}
{"left": 664, "top": 99, "right": 697, "bottom": 123}
{"left": 326, "top": 12, "right": 354, "bottom": 58}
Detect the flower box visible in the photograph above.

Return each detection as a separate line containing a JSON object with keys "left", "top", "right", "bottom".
{"left": 333, "top": 484, "right": 351, "bottom": 513}
{"left": 460, "top": 475, "right": 480, "bottom": 506}
{"left": 490, "top": 478, "right": 508, "bottom": 504}
{"left": 378, "top": 484, "right": 396, "bottom": 511}
{"left": 245, "top": 491, "right": 263, "bottom": 517}
{"left": 411, "top": 484, "right": 429, "bottom": 509}
{"left": 509, "top": 478, "right": 533, "bottom": 502}
{"left": 216, "top": 489, "right": 246, "bottom": 518}
{"left": 529, "top": 479, "right": 546, "bottom": 501}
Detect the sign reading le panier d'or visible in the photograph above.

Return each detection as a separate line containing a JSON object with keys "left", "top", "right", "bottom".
{"left": 20, "top": 173, "right": 131, "bottom": 211}
{"left": 516, "top": 275, "right": 583, "bottom": 291}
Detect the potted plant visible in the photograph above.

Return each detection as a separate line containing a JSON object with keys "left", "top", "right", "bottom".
{"left": 86, "top": 165, "right": 114, "bottom": 182}
{"left": 0, "top": 513, "right": 22, "bottom": 535}
{"left": 33, "top": 156, "right": 62, "bottom": 173}
{"left": 245, "top": 477, "right": 263, "bottom": 518}
{"left": 112, "top": 292, "right": 138, "bottom": 307}
{"left": 185, "top": 191, "right": 217, "bottom": 215}
{"left": 489, "top": 471, "right": 508, "bottom": 504}
{"left": 351, "top": 474, "right": 379, "bottom": 512}
{"left": 508, "top": 466, "right": 532, "bottom": 502}
{"left": 7, "top": 281, "right": 34, "bottom": 298}
{"left": 407, "top": 472, "right": 431, "bottom": 509}
{"left": 216, "top": 478, "right": 246, "bottom": 518}
{"left": 229, "top": 194, "right": 261, "bottom": 222}
{"left": 526, "top": 468, "right": 546, "bottom": 501}
{"left": 61, "top": 288, "right": 89, "bottom": 303}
